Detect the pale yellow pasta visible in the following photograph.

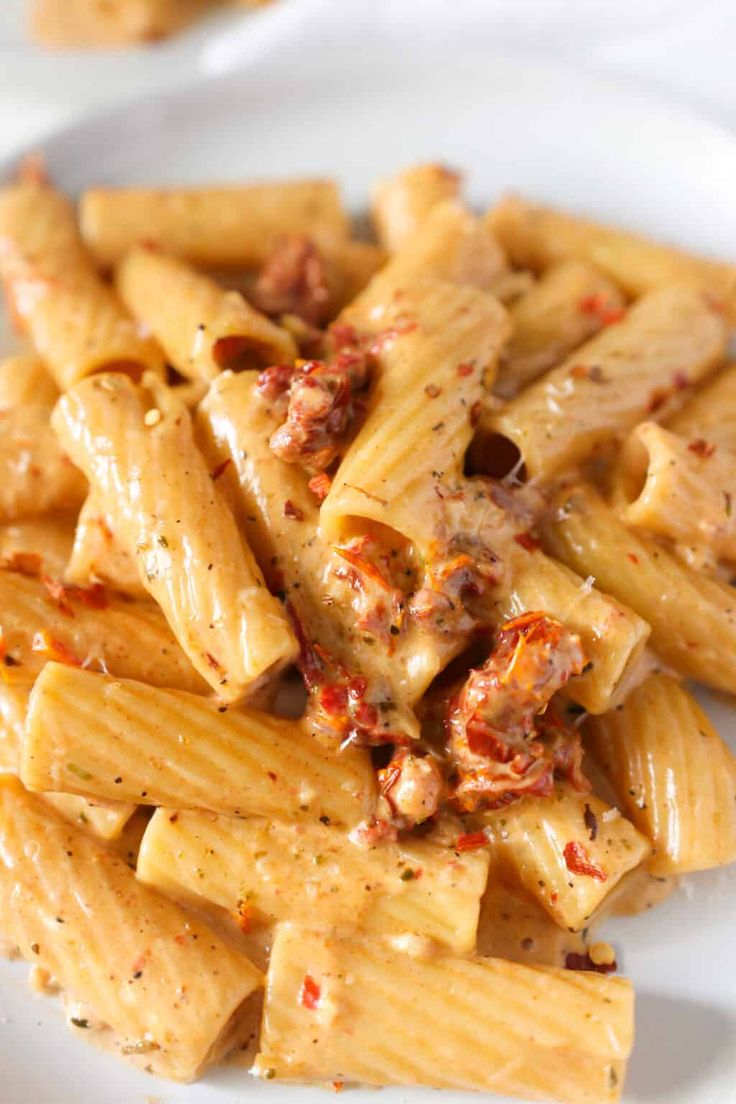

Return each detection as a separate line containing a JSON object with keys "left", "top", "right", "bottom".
{"left": 116, "top": 247, "right": 296, "bottom": 381}
{"left": 0, "top": 353, "right": 86, "bottom": 522}
{"left": 0, "top": 180, "right": 164, "bottom": 390}
{"left": 494, "top": 544, "right": 650, "bottom": 714}
{"left": 0, "top": 679, "right": 29, "bottom": 771}
{"left": 476, "top": 879, "right": 588, "bottom": 968}
{"left": 488, "top": 285, "right": 727, "bottom": 480}
{"left": 616, "top": 421, "right": 736, "bottom": 562}
{"left": 0, "top": 405, "right": 86, "bottom": 523}
{"left": 23, "top": 663, "right": 376, "bottom": 827}
{"left": 66, "top": 493, "right": 147, "bottom": 596}
{"left": 80, "top": 180, "right": 350, "bottom": 269}
{"left": 319, "top": 239, "right": 388, "bottom": 312}
{"left": 0, "top": 568, "right": 206, "bottom": 692}
{"left": 488, "top": 193, "right": 736, "bottom": 320}
{"left": 53, "top": 373, "right": 296, "bottom": 700}
{"left": 587, "top": 673, "right": 736, "bottom": 875}
{"left": 0, "top": 777, "right": 262, "bottom": 1081}
{"left": 322, "top": 278, "right": 645, "bottom": 712}
{"left": 371, "top": 199, "right": 508, "bottom": 294}
{"left": 494, "top": 258, "right": 626, "bottom": 398}
{"left": 479, "top": 785, "right": 651, "bottom": 931}
{"left": 0, "top": 353, "right": 59, "bottom": 408}
{"left": 138, "top": 810, "right": 488, "bottom": 953}
{"left": 322, "top": 277, "right": 510, "bottom": 543}
{"left": 0, "top": 515, "right": 76, "bottom": 577}
{"left": 31, "top": 0, "right": 222, "bottom": 46}
{"left": 255, "top": 925, "right": 633, "bottom": 1101}
{"left": 0, "top": 673, "right": 136, "bottom": 836}
{"left": 667, "top": 361, "right": 736, "bottom": 447}
{"left": 43, "top": 793, "right": 137, "bottom": 842}
{"left": 544, "top": 482, "right": 736, "bottom": 693}
{"left": 371, "top": 163, "right": 462, "bottom": 253}
{"left": 200, "top": 369, "right": 432, "bottom": 729}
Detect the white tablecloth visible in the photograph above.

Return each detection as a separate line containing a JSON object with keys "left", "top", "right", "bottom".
{"left": 0, "top": 0, "right": 734, "bottom": 162}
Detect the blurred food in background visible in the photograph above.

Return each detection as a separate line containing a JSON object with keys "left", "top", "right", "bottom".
{"left": 30, "top": 0, "right": 272, "bottom": 48}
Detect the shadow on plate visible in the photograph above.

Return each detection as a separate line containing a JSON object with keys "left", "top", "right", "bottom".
{"left": 627, "top": 992, "right": 736, "bottom": 1101}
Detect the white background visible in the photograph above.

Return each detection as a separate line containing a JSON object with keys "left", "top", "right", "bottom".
{"left": 2, "top": 0, "right": 736, "bottom": 162}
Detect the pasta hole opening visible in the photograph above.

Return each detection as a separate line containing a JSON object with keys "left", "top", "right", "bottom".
{"left": 465, "top": 429, "right": 525, "bottom": 482}
{"left": 213, "top": 335, "right": 277, "bottom": 373}
{"left": 97, "top": 360, "right": 146, "bottom": 383}
{"left": 614, "top": 433, "right": 651, "bottom": 509}
{"left": 271, "top": 666, "right": 308, "bottom": 720}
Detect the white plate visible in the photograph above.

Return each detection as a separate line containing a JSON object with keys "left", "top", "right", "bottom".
{"left": 1, "top": 12, "right": 736, "bottom": 1104}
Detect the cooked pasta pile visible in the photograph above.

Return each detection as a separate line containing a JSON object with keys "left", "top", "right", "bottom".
{"left": 0, "top": 158, "right": 735, "bottom": 1101}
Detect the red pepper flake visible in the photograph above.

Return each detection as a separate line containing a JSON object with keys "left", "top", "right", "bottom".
{"left": 579, "top": 294, "right": 625, "bottom": 326}
{"left": 687, "top": 438, "right": 715, "bottom": 459}
{"left": 455, "top": 830, "right": 489, "bottom": 853}
{"left": 565, "top": 951, "right": 617, "bottom": 975}
{"left": 470, "top": 400, "right": 482, "bottom": 427}
{"left": 424, "top": 383, "right": 441, "bottom": 398}
{"left": 210, "top": 458, "right": 232, "bottom": 482}
{"left": 457, "top": 362, "right": 474, "bottom": 377}
{"left": 673, "top": 371, "right": 689, "bottom": 391}
{"left": 563, "top": 840, "right": 607, "bottom": 882}
{"left": 550, "top": 891, "right": 559, "bottom": 904}
{"left": 41, "top": 576, "right": 75, "bottom": 617}
{"left": 308, "top": 472, "right": 332, "bottom": 502}
{"left": 205, "top": 651, "right": 223, "bottom": 672}
{"left": 627, "top": 552, "right": 639, "bottom": 565}
{"left": 569, "top": 363, "right": 589, "bottom": 379}
{"left": 513, "top": 531, "right": 542, "bottom": 553}
{"left": 174, "top": 932, "right": 189, "bottom": 947}
{"left": 299, "top": 975, "right": 321, "bottom": 1010}
{"left": 41, "top": 577, "right": 108, "bottom": 616}
{"left": 31, "top": 631, "right": 82, "bottom": 667}
{"left": 332, "top": 1082, "right": 345, "bottom": 1094}
{"left": 73, "top": 583, "right": 108, "bottom": 610}
{"left": 283, "top": 499, "right": 304, "bottom": 520}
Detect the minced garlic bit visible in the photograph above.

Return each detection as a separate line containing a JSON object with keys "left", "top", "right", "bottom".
{"left": 588, "top": 941, "right": 617, "bottom": 967}
{"left": 143, "top": 408, "right": 162, "bottom": 427}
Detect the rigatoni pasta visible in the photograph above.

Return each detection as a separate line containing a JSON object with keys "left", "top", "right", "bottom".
{"left": 615, "top": 420, "right": 736, "bottom": 563}
{"left": 488, "top": 193, "right": 736, "bottom": 320}
{"left": 116, "top": 246, "right": 297, "bottom": 381}
{"left": 0, "top": 162, "right": 733, "bottom": 1102}
{"left": 0, "top": 179, "right": 164, "bottom": 389}
{"left": 371, "top": 162, "right": 462, "bottom": 252}
{"left": 255, "top": 925, "right": 634, "bottom": 1101}
{"left": 494, "top": 258, "right": 626, "bottom": 398}
{"left": 544, "top": 482, "right": 736, "bottom": 693}
{"left": 23, "top": 663, "right": 376, "bottom": 827}
{"left": 80, "top": 179, "right": 350, "bottom": 269}
{"left": 0, "top": 777, "right": 261, "bottom": 1082}
{"left": 52, "top": 373, "right": 297, "bottom": 700}
{"left": 487, "top": 284, "right": 727, "bottom": 479}
{"left": 138, "top": 809, "right": 489, "bottom": 953}
{"left": 587, "top": 674, "right": 736, "bottom": 874}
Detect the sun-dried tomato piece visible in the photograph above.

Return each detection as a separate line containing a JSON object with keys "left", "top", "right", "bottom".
{"left": 252, "top": 235, "right": 331, "bottom": 327}
{"left": 449, "top": 612, "right": 586, "bottom": 812}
